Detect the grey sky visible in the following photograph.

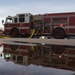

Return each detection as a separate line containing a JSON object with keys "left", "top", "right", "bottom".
{"left": 0, "top": 0, "right": 75, "bottom": 28}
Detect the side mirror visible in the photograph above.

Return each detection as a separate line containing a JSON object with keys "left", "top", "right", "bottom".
{"left": 2, "top": 20, "right": 4, "bottom": 25}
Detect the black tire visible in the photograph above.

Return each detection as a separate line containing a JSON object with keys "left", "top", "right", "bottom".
{"left": 11, "top": 29, "right": 19, "bottom": 37}
{"left": 10, "top": 45, "right": 19, "bottom": 50}
{"left": 51, "top": 45, "right": 65, "bottom": 55}
{"left": 53, "top": 28, "right": 65, "bottom": 39}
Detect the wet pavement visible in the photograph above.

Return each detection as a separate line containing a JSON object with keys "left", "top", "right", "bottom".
{"left": 0, "top": 41, "right": 75, "bottom": 75}
{"left": 1, "top": 38, "right": 75, "bottom": 46}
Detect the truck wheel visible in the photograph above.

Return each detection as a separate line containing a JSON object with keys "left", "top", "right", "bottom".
{"left": 53, "top": 28, "right": 65, "bottom": 39}
{"left": 10, "top": 45, "right": 19, "bottom": 50}
{"left": 11, "top": 29, "right": 19, "bottom": 37}
{"left": 51, "top": 45, "right": 65, "bottom": 55}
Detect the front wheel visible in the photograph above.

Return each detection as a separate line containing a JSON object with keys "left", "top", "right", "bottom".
{"left": 53, "top": 28, "right": 65, "bottom": 39}
{"left": 11, "top": 29, "right": 20, "bottom": 37}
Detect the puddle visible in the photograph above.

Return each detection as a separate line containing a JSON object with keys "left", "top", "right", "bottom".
{"left": 0, "top": 42, "right": 75, "bottom": 75}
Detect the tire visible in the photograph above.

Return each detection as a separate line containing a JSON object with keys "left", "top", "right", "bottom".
{"left": 53, "top": 28, "right": 65, "bottom": 39}
{"left": 11, "top": 29, "right": 19, "bottom": 37}
{"left": 51, "top": 45, "right": 65, "bottom": 55}
{"left": 10, "top": 45, "right": 19, "bottom": 50}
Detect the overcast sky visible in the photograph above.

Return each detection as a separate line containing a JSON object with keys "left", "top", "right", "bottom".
{"left": 0, "top": 0, "right": 75, "bottom": 28}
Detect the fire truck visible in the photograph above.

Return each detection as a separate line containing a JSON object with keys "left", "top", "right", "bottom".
{"left": 2, "top": 12, "right": 75, "bottom": 39}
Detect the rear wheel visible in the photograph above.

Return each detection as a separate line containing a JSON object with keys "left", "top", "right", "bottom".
{"left": 11, "top": 29, "right": 20, "bottom": 37}
{"left": 51, "top": 45, "right": 65, "bottom": 55}
{"left": 53, "top": 28, "right": 65, "bottom": 39}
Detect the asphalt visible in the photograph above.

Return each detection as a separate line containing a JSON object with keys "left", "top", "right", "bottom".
{"left": 0, "top": 38, "right": 75, "bottom": 46}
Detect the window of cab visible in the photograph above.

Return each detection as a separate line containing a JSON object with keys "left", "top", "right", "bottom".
{"left": 14, "top": 18, "right": 17, "bottom": 23}
{"left": 19, "top": 14, "right": 25, "bottom": 22}
{"left": 6, "top": 17, "right": 12, "bottom": 23}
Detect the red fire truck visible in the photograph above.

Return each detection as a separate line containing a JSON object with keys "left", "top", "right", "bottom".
{"left": 2, "top": 12, "right": 75, "bottom": 39}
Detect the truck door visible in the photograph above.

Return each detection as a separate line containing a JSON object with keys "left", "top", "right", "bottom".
{"left": 43, "top": 18, "right": 51, "bottom": 33}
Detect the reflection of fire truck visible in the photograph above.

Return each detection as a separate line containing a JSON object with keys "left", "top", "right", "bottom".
{"left": 2, "top": 12, "right": 75, "bottom": 38}
{"left": 3, "top": 44, "right": 75, "bottom": 71}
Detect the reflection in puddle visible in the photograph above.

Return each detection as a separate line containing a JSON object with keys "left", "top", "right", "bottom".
{"left": 2, "top": 43, "right": 75, "bottom": 71}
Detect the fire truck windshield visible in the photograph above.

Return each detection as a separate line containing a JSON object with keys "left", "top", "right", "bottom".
{"left": 6, "top": 18, "right": 12, "bottom": 23}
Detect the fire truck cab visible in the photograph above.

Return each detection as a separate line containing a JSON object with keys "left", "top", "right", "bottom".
{"left": 3, "top": 13, "right": 33, "bottom": 37}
